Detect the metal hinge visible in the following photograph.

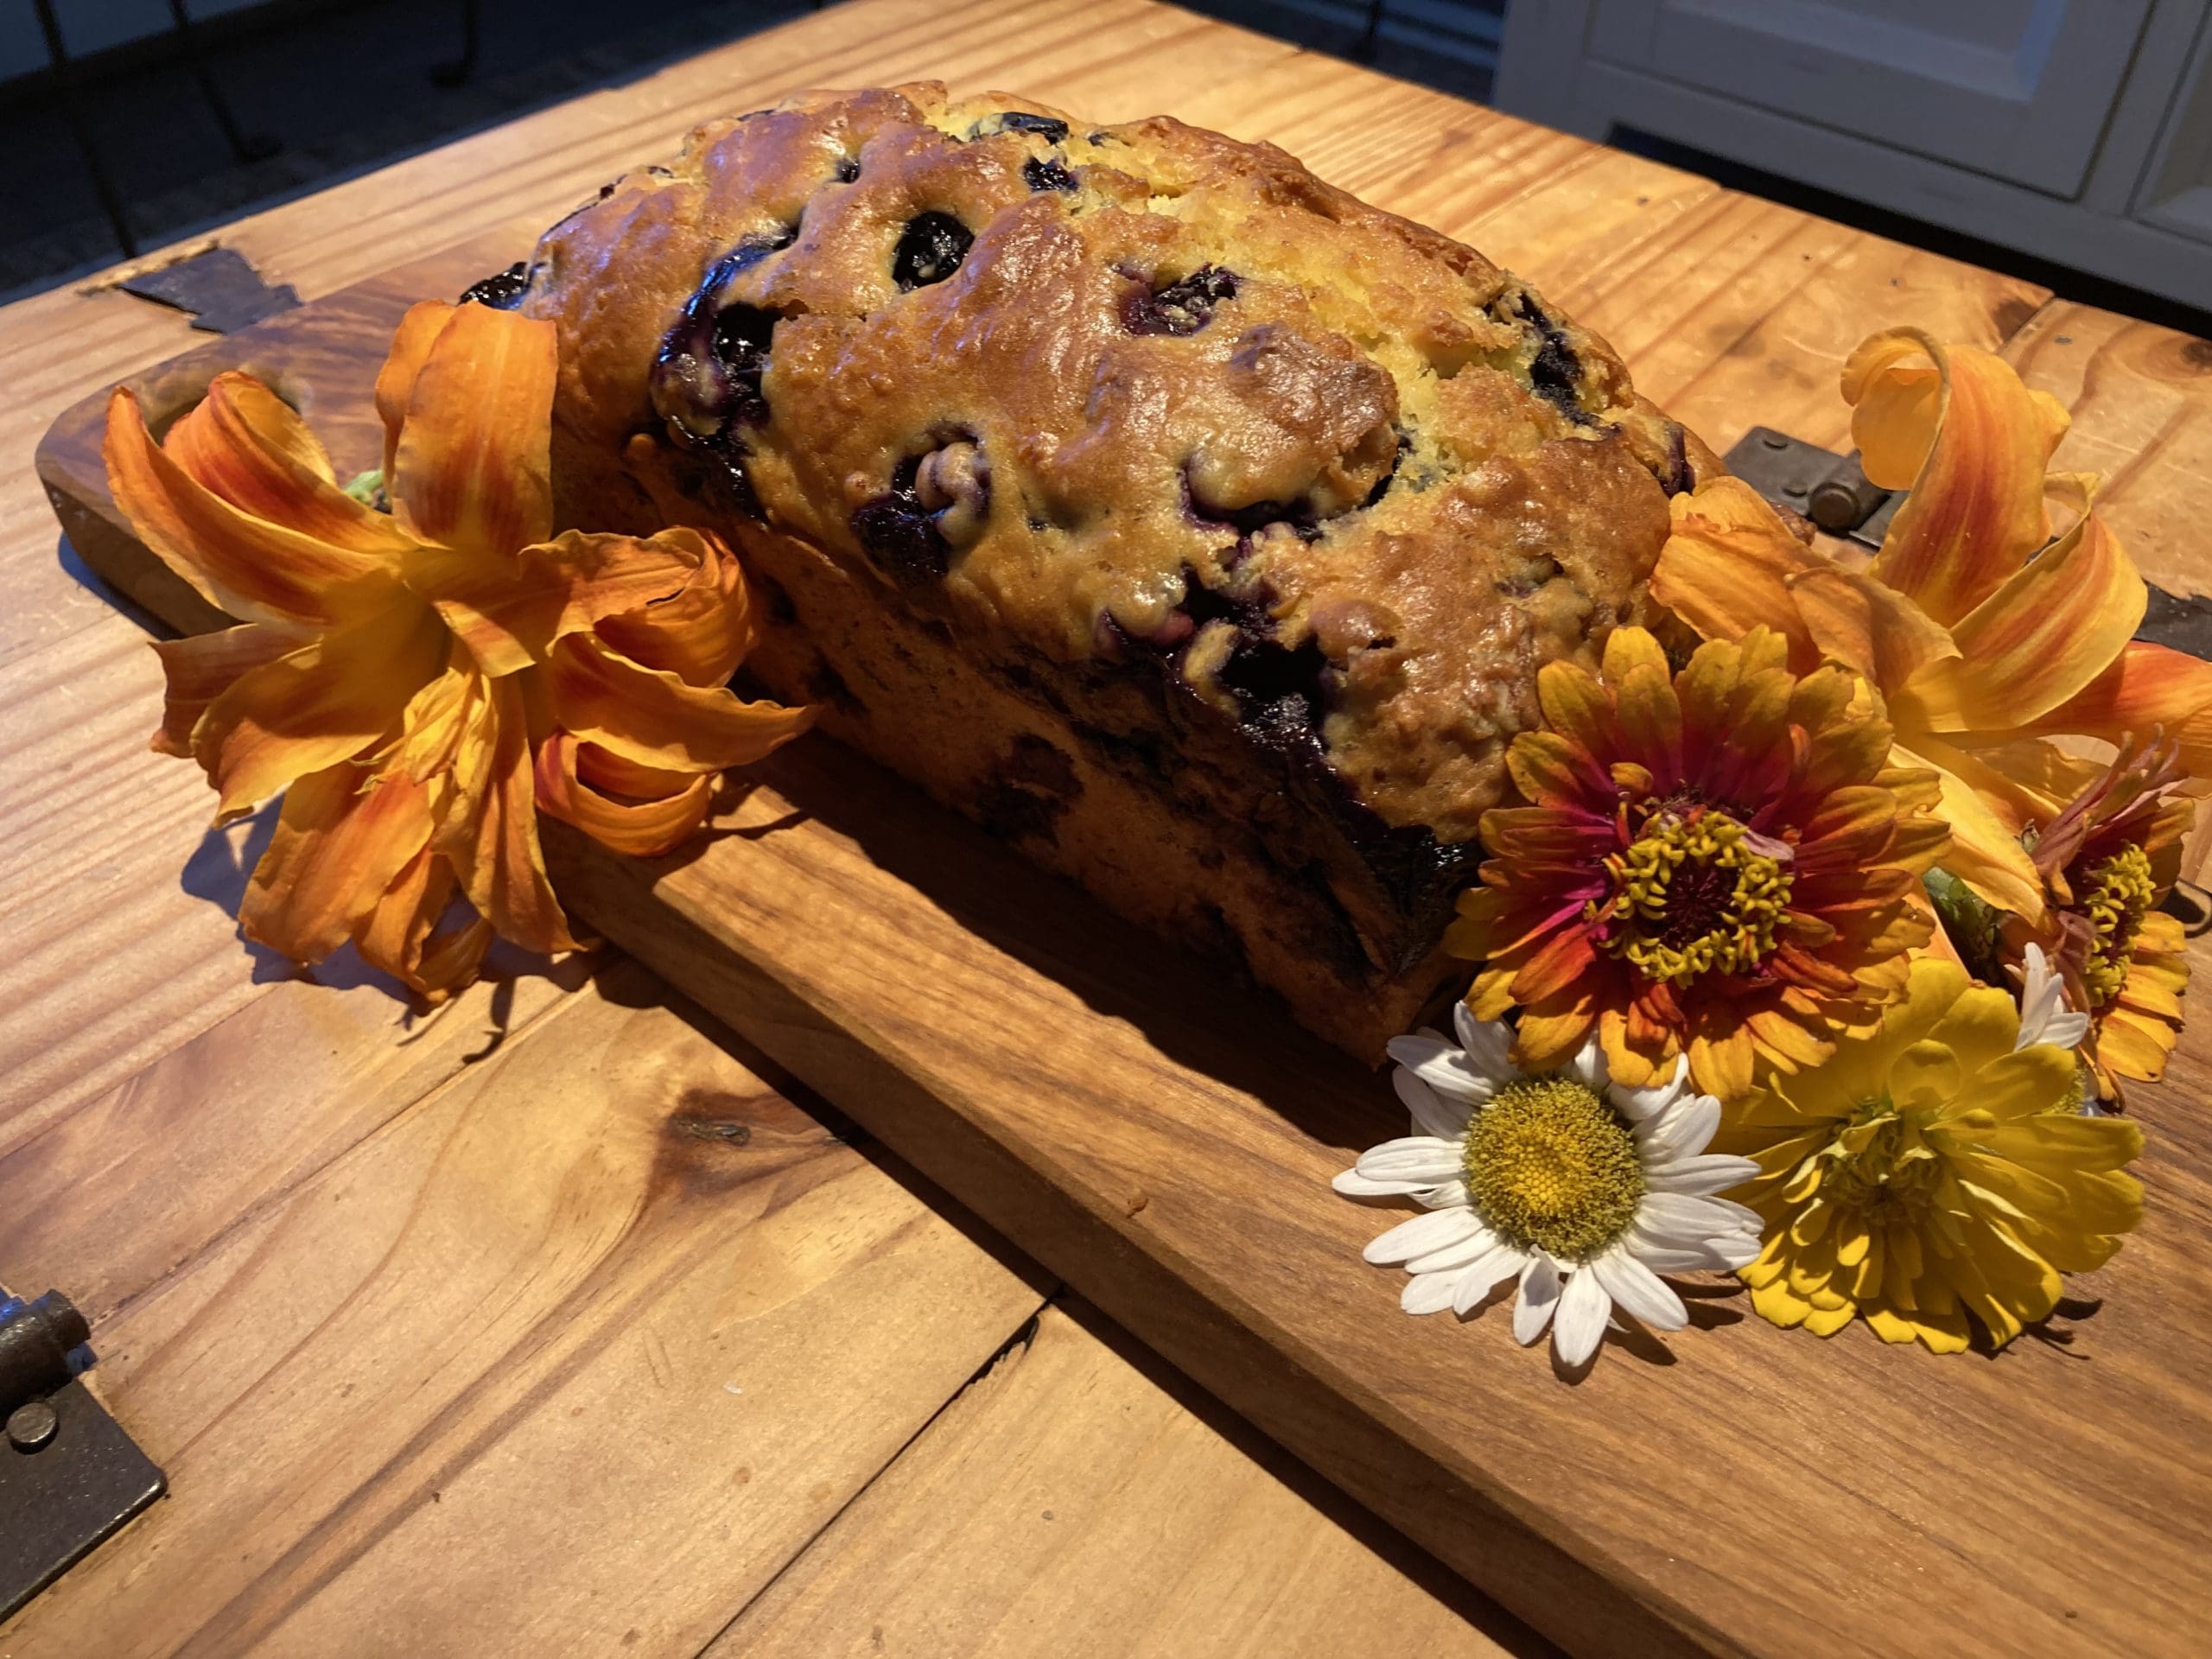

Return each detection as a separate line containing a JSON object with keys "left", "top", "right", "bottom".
{"left": 1722, "top": 426, "right": 1899, "bottom": 547}
{"left": 0, "top": 1288, "right": 166, "bottom": 1621}
{"left": 1723, "top": 426, "right": 2212, "bottom": 662}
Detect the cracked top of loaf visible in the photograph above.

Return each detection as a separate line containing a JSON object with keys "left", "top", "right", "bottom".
{"left": 514, "top": 82, "right": 1704, "bottom": 843}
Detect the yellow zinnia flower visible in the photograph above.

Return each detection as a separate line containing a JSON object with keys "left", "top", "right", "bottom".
{"left": 1719, "top": 957, "right": 2143, "bottom": 1352}
{"left": 105, "top": 300, "right": 812, "bottom": 999}
{"left": 1654, "top": 328, "right": 2212, "bottom": 925}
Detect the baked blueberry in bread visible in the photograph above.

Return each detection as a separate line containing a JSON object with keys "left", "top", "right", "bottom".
{"left": 494, "top": 82, "right": 1712, "bottom": 1058}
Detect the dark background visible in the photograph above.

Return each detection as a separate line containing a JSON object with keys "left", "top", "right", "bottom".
{"left": 3, "top": 0, "right": 2203, "bottom": 336}
{"left": 0, "top": 0, "right": 1497, "bottom": 303}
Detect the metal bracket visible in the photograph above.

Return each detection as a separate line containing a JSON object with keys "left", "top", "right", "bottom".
{"left": 1720, "top": 426, "right": 2212, "bottom": 664}
{"left": 0, "top": 1290, "right": 165, "bottom": 1622}
{"left": 1722, "top": 426, "right": 1897, "bottom": 548}
{"left": 118, "top": 247, "right": 299, "bottom": 334}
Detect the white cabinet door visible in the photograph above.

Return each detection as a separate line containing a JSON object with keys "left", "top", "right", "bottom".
{"left": 2135, "top": 11, "right": 2212, "bottom": 245}
{"left": 1586, "top": 0, "right": 2155, "bottom": 197}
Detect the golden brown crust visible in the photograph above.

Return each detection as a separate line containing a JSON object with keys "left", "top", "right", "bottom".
{"left": 507, "top": 82, "right": 1705, "bottom": 1055}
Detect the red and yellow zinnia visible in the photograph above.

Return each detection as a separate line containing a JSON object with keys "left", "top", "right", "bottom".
{"left": 1446, "top": 625, "right": 1949, "bottom": 1102}
{"left": 2001, "top": 736, "right": 2199, "bottom": 1099}
{"left": 106, "top": 299, "right": 811, "bottom": 1000}
{"left": 1654, "top": 328, "right": 2212, "bottom": 925}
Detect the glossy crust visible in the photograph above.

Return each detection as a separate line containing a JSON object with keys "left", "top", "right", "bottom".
{"left": 508, "top": 82, "right": 1711, "bottom": 1057}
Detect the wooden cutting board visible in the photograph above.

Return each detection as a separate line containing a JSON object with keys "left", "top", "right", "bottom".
{"left": 39, "top": 249, "right": 2212, "bottom": 1659}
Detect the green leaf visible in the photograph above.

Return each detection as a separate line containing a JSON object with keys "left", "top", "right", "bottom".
{"left": 1924, "top": 865, "right": 2005, "bottom": 983}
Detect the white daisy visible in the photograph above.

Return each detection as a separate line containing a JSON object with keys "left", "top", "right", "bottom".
{"left": 1333, "top": 1003, "right": 1763, "bottom": 1370}
{"left": 2012, "top": 942, "right": 2102, "bottom": 1114}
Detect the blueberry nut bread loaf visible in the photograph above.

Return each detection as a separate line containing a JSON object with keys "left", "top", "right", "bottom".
{"left": 490, "top": 82, "right": 1711, "bottom": 1059}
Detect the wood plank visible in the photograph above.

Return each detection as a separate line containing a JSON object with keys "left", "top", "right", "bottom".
{"left": 1174, "top": 56, "right": 2046, "bottom": 454}
{"left": 539, "top": 737, "right": 2212, "bottom": 1659}
{"left": 0, "top": 961, "right": 1049, "bottom": 1658}
{"left": 2003, "top": 302, "right": 2212, "bottom": 598}
{"left": 713, "top": 1302, "right": 1541, "bottom": 1659}
{"left": 10, "top": 3, "right": 2183, "bottom": 1654}
{"left": 0, "top": 940, "right": 584, "bottom": 1325}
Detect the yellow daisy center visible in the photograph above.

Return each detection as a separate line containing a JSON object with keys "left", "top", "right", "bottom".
{"left": 1463, "top": 1077, "right": 1645, "bottom": 1261}
{"left": 2079, "top": 842, "right": 2155, "bottom": 1008}
{"left": 1598, "top": 810, "right": 1794, "bottom": 987}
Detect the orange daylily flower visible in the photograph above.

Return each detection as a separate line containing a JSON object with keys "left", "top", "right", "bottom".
{"left": 106, "top": 300, "right": 812, "bottom": 1000}
{"left": 1446, "top": 626, "right": 1948, "bottom": 1102}
{"left": 1654, "top": 327, "right": 2212, "bottom": 926}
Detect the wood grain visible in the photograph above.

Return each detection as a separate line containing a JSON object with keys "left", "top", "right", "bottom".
{"left": 714, "top": 1302, "right": 1543, "bottom": 1659}
{"left": 537, "top": 734, "right": 2212, "bottom": 1659}
{"left": 21, "top": 2, "right": 2212, "bottom": 1654}
{"left": 0, "top": 961, "right": 1051, "bottom": 1658}
{"left": 2004, "top": 302, "right": 2212, "bottom": 598}
{"left": 1171, "top": 55, "right": 2047, "bottom": 454}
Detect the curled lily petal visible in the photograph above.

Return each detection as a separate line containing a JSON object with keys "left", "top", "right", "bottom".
{"left": 534, "top": 730, "right": 714, "bottom": 857}
{"left": 104, "top": 386, "right": 398, "bottom": 628}
{"left": 408, "top": 531, "right": 697, "bottom": 677}
{"left": 1847, "top": 328, "right": 2070, "bottom": 626}
{"left": 149, "top": 622, "right": 303, "bottom": 757}
{"left": 546, "top": 633, "right": 814, "bottom": 772}
{"left": 242, "top": 763, "right": 436, "bottom": 963}
{"left": 1651, "top": 478, "right": 1824, "bottom": 676}
{"left": 2017, "top": 639, "right": 2212, "bottom": 779}
{"left": 1786, "top": 563, "right": 1958, "bottom": 696}
{"left": 1893, "top": 740, "right": 2044, "bottom": 922}
{"left": 593, "top": 529, "right": 758, "bottom": 687}
{"left": 391, "top": 303, "right": 556, "bottom": 559}
{"left": 163, "top": 372, "right": 420, "bottom": 558}
{"left": 574, "top": 741, "right": 701, "bottom": 801}
{"left": 375, "top": 300, "right": 454, "bottom": 486}
{"left": 352, "top": 845, "right": 493, "bottom": 1001}
{"left": 438, "top": 672, "right": 582, "bottom": 957}
{"left": 1892, "top": 511, "right": 2145, "bottom": 733}
{"left": 193, "top": 601, "right": 447, "bottom": 823}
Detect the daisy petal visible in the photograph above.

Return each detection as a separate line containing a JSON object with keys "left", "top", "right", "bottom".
{"left": 1645, "top": 1154, "right": 1763, "bottom": 1196}
{"left": 1565, "top": 1034, "right": 1611, "bottom": 1091}
{"left": 2042, "top": 1012, "right": 2091, "bottom": 1050}
{"left": 1351, "top": 1137, "right": 1465, "bottom": 1185}
{"left": 1553, "top": 1266, "right": 1613, "bottom": 1366}
{"left": 1401, "top": 1273, "right": 1463, "bottom": 1315}
{"left": 1332, "top": 1169, "right": 1421, "bottom": 1199}
{"left": 1512, "top": 1255, "right": 1562, "bottom": 1345}
{"left": 1592, "top": 1249, "right": 1689, "bottom": 1331}
{"left": 1637, "top": 1093, "right": 1721, "bottom": 1162}
{"left": 1407, "top": 1222, "right": 1502, "bottom": 1274}
{"left": 1609, "top": 1053, "right": 1690, "bottom": 1122}
{"left": 1630, "top": 1243, "right": 1722, "bottom": 1274}
{"left": 1451, "top": 1243, "right": 1529, "bottom": 1314}
{"left": 1452, "top": 1003, "right": 1516, "bottom": 1076}
{"left": 1637, "top": 1191, "right": 1755, "bottom": 1246}
{"left": 1363, "top": 1206, "right": 1483, "bottom": 1266}
{"left": 1392, "top": 1065, "right": 1477, "bottom": 1138}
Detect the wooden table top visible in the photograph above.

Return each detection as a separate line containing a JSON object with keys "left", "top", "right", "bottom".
{"left": 3, "top": 2, "right": 2210, "bottom": 1654}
